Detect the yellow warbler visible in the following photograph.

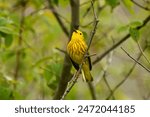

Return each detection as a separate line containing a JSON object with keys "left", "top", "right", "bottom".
{"left": 67, "top": 30, "right": 93, "bottom": 82}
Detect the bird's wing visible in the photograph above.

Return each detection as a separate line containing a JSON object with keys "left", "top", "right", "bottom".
{"left": 70, "top": 57, "right": 79, "bottom": 70}
{"left": 87, "top": 52, "right": 92, "bottom": 70}
{"left": 69, "top": 53, "right": 92, "bottom": 71}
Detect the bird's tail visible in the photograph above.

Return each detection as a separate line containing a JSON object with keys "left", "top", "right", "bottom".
{"left": 81, "top": 64, "right": 93, "bottom": 82}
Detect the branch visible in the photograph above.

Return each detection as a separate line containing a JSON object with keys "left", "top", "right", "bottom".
{"left": 93, "top": 15, "right": 150, "bottom": 65}
{"left": 106, "top": 46, "right": 147, "bottom": 99}
{"left": 121, "top": 47, "right": 150, "bottom": 73}
{"left": 47, "top": 0, "right": 69, "bottom": 37}
{"left": 103, "top": 51, "right": 115, "bottom": 100}
{"left": 14, "top": 2, "right": 26, "bottom": 89}
{"left": 55, "top": 47, "right": 67, "bottom": 54}
{"left": 87, "top": 82, "right": 97, "bottom": 100}
{"left": 61, "top": 0, "right": 99, "bottom": 100}
{"left": 53, "top": 0, "right": 79, "bottom": 100}
{"left": 137, "top": 41, "right": 150, "bottom": 66}
{"left": 131, "top": 0, "right": 150, "bottom": 11}
{"left": 82, "top": 0, "right": 96, "bottom": 18}
{"left": 85, "top": 53, "right": 97, "bottom": 58}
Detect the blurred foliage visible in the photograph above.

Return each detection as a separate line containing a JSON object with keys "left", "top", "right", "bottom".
{"left": 0, "top": 0, "right": 150, "bottom": 100}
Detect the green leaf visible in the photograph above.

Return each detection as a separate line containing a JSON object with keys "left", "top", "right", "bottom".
{"left": 0, "top": 17, "right": 8, "bottom": 26}
{"left": 0, "top": 86, "right": 12, "bottom": 99}
{"left": 31, "top": 0, "right": 44, "bottom": 8}
{"left": 13, "top": 90, "right": 24, "bottom": 100}
{"left": 48, "top": 81, "right": 57, "bottom": 90}
{"left": 122, "top": 0, "right": 134, "bottom": 13}
{"left": 0, "top": 26, "right": 14, "bottom": 34}
{"left": 129, "top": 27, "right": 140, "bottom": 42}
{"left": 4, "top": 34, "right": 13, "bottom": 47}
{"left": 0, "top": 76, "right": 12, "bottom": 100}
{"left": 82, "top": 31, "right": 88, "bottom": 41}
{"left": 52, "top": 0, "right": 59, "bottom": 6}
{"left": 130, "top": 21, "right": 143, "bottom": 28}
{"left": 43, "top": 61, "right": 62, "bottom": 90}
{"left": 106, "top": 0, "right": 119, "bottom": 9}
{"left": 43, "top": 65, "right": 57, "bottom": 90}
{"left": 59, "top": 0, "right": 69, "bottom": 7}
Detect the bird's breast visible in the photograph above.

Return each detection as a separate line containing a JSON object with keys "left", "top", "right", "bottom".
{"left": 67, "top": 40, "right": 87, "bottom": 64}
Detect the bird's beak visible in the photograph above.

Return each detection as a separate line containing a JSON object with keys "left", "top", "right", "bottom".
{"left": 73, "top": 29, "right": 77, "bottom": 33}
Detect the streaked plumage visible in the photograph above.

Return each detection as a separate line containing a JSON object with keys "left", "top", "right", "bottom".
{"left": 67, "top": 30, "right": 93, "bottom": 82}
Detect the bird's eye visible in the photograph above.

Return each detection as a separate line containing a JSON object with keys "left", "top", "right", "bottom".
{"left": 80, "top": 33, "right": 82, "bottom": 35}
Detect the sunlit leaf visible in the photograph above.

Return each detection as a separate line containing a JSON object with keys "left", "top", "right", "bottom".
{"left": 122, "top": 0, "right": 134, "bottom": 13}
{"left": 0, "top": 26, "right": 14, "bottom": 34}
{"left": 130, "top": 21, "right": 143, "bottom": 28}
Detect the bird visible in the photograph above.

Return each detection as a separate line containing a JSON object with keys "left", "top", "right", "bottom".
{"left": 67, "top": 29, "right": 93, "bottom": 82}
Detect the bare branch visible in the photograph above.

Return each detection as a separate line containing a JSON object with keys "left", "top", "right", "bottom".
{"left": 103, "top": 51, "right": 115, "bottom": 100}
{"left": 131, "top": 0, "right": 150, "bottom": 11}
{"left": 82, "top": 0, "right": 96, "bottom": 18}
{"left": 88, "top": 82, "right": 97, "bottom": 100}
{"left": 93, "top": 15, "right": 150, "bottom": 65}
{"left": 121, "top": 47, "right": 150, "bottom": 73}
{"left": 14, "top": 2, "right": 26, "bottom": 90}
{"left": 85, "top": 53, "right": 97, "bottom": 58}
{"left": 47, "top": 0, "right": 69, "bottom": 37}
{"left": 55, "top": 47, "right": 67, "bottom": 54}
{"left": 137, "top": 41, "right": 150, "bottom": 66}
{"left": 106, "top": 46, "right": 147, "bottom": 99}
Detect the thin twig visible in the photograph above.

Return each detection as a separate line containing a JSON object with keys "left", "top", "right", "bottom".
{"left": 93, "top": 15, "right": 150, "bottom": 65}
{"left": 61, "top": 0, "right": 99, "bottom": 100}
{"left": 85, "top": 53, "right": 97, "bottom": 58}
{"left": 28, "top": 6, "right": 48, "bottom": 16}
{"left": 55, "top": 47, "right": 67, "bottom": 54}
{"left": 103, "top": 51, "right": 115, "bottom": 100}
{"left": 131, "top": 0, "right": 150, "bottom": 11}
{"left": 80, "top": 0, "right": 92, "bottom": 6}
{"left": 121, "top": 47, "right": 150, "bottom": 73}
{"left": 82, "top": 0, "right": 96, "bottom": 18}
{"left": 81, "top": 21, "right": 94, "bottom": 27}
{"left": 47, "top": 0, "right": 69, "bottom": 37}
{"left": 106, "top": 46, "right": 147, "bottom": 99}
{"left": 137, "top": 41, "right": 150, "bottom": 66}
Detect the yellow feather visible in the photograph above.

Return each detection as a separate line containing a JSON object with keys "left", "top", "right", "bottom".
{"left": 67, "top": 30, "right": 93, "bottom": 82}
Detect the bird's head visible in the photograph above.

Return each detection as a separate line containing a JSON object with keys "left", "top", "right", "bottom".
{"left": 71, "top": 29, "right": 84, "bottom": 40}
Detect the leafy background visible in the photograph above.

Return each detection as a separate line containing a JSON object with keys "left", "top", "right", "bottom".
{"left": 0, "top": 0, "right": 150, "bottom": 100}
